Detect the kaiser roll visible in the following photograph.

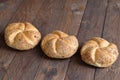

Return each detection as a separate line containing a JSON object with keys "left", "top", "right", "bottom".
{"left": 41, "top": 30, "right": 79, "bottom": 59}
{"left": 5, "top": 22, "right": 41, "bottom": 50}
{"left": 81, "top": 37, "right": 119, "bottom": 67}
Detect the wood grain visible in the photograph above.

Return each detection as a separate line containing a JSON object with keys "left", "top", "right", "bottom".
{"left": 95, "top": 0, "right": 120, "bottom": 80}
{"left": 65, "top": 0, "right": 108, "bottom": 80}
{"left": 0, "top": 0, "right": 44, "bottom": 80}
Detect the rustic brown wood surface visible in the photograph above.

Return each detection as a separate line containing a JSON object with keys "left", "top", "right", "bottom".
{"left": 0, "top": 0, "right": 119, "bottom": 80}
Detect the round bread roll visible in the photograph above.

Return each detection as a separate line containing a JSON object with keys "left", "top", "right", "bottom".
{"left": 5, "top": 22, "right": 41, "bottom": 50}
{"left": 81, "top": 37, "right": 119, "bottom": 67}
{"left": 41, "top": 30, "right": 79, "bottom": 59}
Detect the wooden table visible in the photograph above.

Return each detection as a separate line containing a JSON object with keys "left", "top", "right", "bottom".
{"left": 0, "top": 0, "right": 120, "bottom": 80}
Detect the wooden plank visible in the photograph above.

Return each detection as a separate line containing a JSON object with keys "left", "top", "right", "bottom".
{"left": 64, "top": 0, "right": 108, "bottom": 80}
{"left": 95, "top": 0, "right": 120, "bottom": 80}
{"left": 0, "top": 0, "right": 44, "bottom": 80}
{"left": 33, "top": 0, "right": 87, "bottom": 80}
{"left": 0, "top": 0, "right": 23, "bottom": 33}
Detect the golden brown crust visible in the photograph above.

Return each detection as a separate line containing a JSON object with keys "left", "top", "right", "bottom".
{"left": 41, "top": 30, "right": 79, "bottom": 59}
{"left": 5, "top": 22, "right": 41, "bottom": 50}
{"left": 81, "top": 37, "right": 119, "bottom": 67}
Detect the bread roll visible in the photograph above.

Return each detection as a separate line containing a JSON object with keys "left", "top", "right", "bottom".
{"left": 5, "top": 22, "right": 41, "bottom": 50}
{"left": 41, "top": 30, "right": 79, "bottom": 58}
{"left": 81, "top": 37, "right": 119, "bottom": 67}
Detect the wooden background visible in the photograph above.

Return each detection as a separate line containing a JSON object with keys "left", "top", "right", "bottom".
{"left": 0, "top": 0, "right": 120, "bottom": 80}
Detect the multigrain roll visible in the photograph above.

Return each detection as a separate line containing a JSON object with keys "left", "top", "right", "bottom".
{"left": 81, "top": 37, "right": 119, "bottom": 67}
{"left": 5, "top": 22, "right": 41, "bottom": 50}
{"left": 41, "top": 30, "right": 79, "bottom": 59}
